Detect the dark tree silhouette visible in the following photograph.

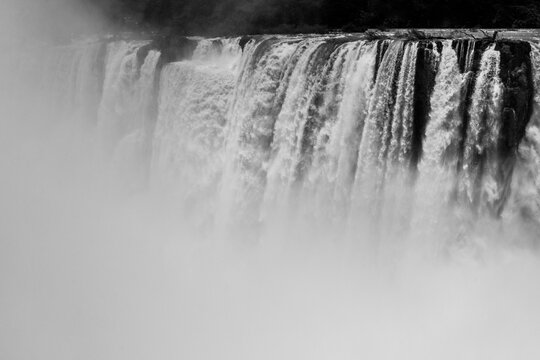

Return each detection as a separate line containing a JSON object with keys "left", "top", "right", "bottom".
{"left": 85, "top": 0, "right": 540, "bottom": 35}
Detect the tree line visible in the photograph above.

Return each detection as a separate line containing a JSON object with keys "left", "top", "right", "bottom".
{"left": 80, "top": 0, "right": 540, "bottom": 36}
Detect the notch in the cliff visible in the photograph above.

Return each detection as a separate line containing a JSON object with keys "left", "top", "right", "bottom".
{"left": 149, "top": 34, "right": 199, "bottom": 63}
{"left": 495, "top": 40, "right": 534, "bottom": 157}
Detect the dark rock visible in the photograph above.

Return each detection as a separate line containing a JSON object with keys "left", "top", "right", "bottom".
{"left": 150, "top": 34, "right": 198, "bottom": 63}
{"left": 411, "top": 41, "right": 439, "bottom": 170}
{"left": 495, "top": 40, "right": 534, "bottom": 155}
{"left": 239, "top": 36, "right": 253, "bottom": 51}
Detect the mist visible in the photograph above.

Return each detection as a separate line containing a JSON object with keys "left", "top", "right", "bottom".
{"left": 2, "top": 1, "right": 540, "bottom": 360}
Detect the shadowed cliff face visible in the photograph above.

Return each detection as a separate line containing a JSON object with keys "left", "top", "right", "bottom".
{"left": 497, "top": 41, "right": 534, "bottom": 153}
{"left": 493, "top": 41, "right": 535, "bottom": 215}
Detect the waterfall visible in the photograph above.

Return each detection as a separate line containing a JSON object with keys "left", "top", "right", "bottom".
{"left": 217, "top": 38, "right": 305, "bottom": 228}
{"left": 508, "top": 43, "right": 540, "bottom": 224}
{"left": 33, "top": 34, "right": 540, "bottom": 244}
{"left": 151, "top": 39, "right": 240, "bottom": 220}
{"left": 97, "top": 40, "right": 161, "bottom": 189}
{"left": 301, "top": 41, "right": 377, "bottom": 223}
{"left": 354, "top": 41, "right": 405, "bottom": 199}
{"left": 419, "top": 41, "right": 462, "bottom": 190}
{"left": 262, "top": 39, "right": 341, "bottom": 220}
{"left": 38, "top": 42, "right": 105, "bottom": 129}
{"left": 415, "top": 41, "right": 463, "bottom": 233}
{"left": 454, "top": 39, "right": 476, "bottom": 73}
{"left": 387, "top": 42, "right": 418, "bottom": 174}
{"left": 460, "top": 45, "right": 503, "bottom": 212}
{"left": 97, "top": 41, "right": 160, "bottom": 153}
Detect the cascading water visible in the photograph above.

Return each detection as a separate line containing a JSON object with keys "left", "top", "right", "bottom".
{"left": 299, "top": 40, "right": 377, "bottom": 226}
{"left": 152, "top": 39, "right": 242, "bottom": 221}
{"left": 418, "top": 41, "right": 462, "bottom": 198}
{"left": 39, "top": 41, "right": 105, "bottom": 129}
{"left": 414, "top": 40, "right": 463, "bottom": 242}
{"left": 262, "top": 39, "right": 343, "bottom": 222}
{"left": 460, "top": 45, "right": 504, "bottom": 212}
{"left": 304, "top": 41, "right": 377, "bottom": 219}
{"left": 34, "top": 33, "right": 540, "bottom": 246}
{"left": 354, "top": 40, "right": 405, "bottom": 203}
{"left": 97, "top": 40, "right": 161, "bottom": 189}
{"left": 508, "top": 42, "right": 540, "bottom": 225}
{"left": 218, "top": 38, "right": 305, "bottom": 229}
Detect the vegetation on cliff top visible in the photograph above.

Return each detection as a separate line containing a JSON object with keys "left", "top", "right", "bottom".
{"left": 13, "top": 0, "right": 540, "bottom": 41}
{"left": 91, "top": 0, "right": 540, "bottom": 36}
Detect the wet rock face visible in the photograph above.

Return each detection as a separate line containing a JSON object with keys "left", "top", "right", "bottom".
{"left": 496, "top": 40, "right": 534, "bottom": 157}
{"left": 483, "top": 40, "right": 535, "bottom": 216}
{"left": 150, "top": 35, "right": 198, "bottom": 63}
{"left": 411, "top": 41, "right": 439, "bottom": 169}
{"left": 451, "top": 39, "right": 475, "bottom": 73}
{"left": 373, "top": 40, "right": 389, "bottom": 83}
{"left": 239, "top": 36, "right": 254, "bottom": 51}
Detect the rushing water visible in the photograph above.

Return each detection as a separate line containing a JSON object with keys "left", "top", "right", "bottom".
{"left": 23, "top": 35, "right": 540, "bottom": 244}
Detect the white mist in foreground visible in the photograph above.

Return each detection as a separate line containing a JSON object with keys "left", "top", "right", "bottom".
{"left": 0, "top": 106, "right": 540, "bottom": 360}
